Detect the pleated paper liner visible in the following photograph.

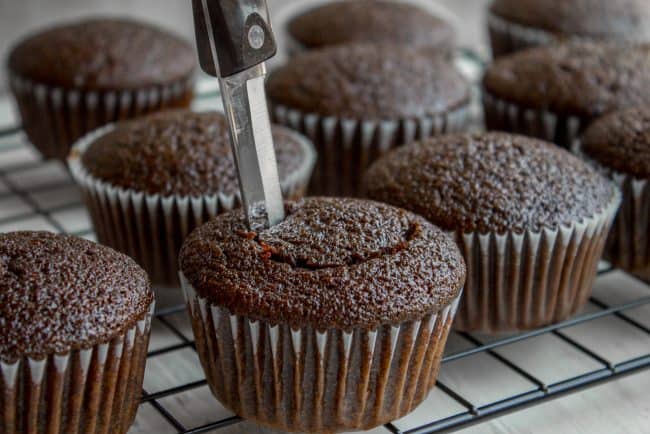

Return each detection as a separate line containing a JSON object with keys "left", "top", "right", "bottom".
{"left": 487, "top": 11, "right": 558, "bottom": 58}
{"left": 454, "top": 193, "right": 621, "bottom": 332}
{"left": 180, "top": 274, "right": 461, "bottom": 433}
{"left": 482, "top": 91, "right": 591, "bottom": 150}
{"left": 68, "top": 124, "right": 316, "bottom": 287}
{"left": 606, "top": 173, "right": 650, "bottom": 271}
{"left": 8, "top": 72, "right": 194, "bottom": 160}
{"left": 0, "top": 303, "right": 154, "bottom": 434}
{"left": 272, "top": 103, "right": 470, "bottom": 197}
{"left": 573, "top": 141, "right": 650, "bottom": 272}
{"left": 273, "top": 0, "right": 461, "bottom": 58}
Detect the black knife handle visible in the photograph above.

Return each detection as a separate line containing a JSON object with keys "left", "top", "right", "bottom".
{"left": 192, "top": 0, "right": 277, "bottom": 77}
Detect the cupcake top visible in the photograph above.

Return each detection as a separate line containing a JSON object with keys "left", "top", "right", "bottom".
{"left": 483, "top": 42, "right": 650, "bottom": 119}
{"left": 77, "top": 110, "right": 314, "bottom": 197}
{"left": 266, "top": 44, "right": 470, "bottom": 119}
{"left": 581, "top": 107, "right": 650, "bottom": 179}
{"left": 364, "top": 132, "right": 616, "bottom": 234}
{"left": 180, "top": 197, "right": 465, "bottom": 330}
{"left": 7, "top": 17, "right": 195, "bottom": 89}
{"left": 288, "top": 0, "right": 454, "bottom": 51}
{"left": 0, "top": 231, "right": 153, "bottom": 362}
{"left": 491, "top": 0, "right": 650, "bottom": 40}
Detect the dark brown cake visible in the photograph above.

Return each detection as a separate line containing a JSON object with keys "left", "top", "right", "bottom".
{"left": 268, "top": 43, "right": 469, "bottom": 120}
{"left": 70, "top": 109, "right": 315, "bottom": 286}
{"left": 7, "top": 17, "right": 196, "bottom": 160}
{"left": 0, "top": 231, "right": 153, "bottom": 434}
{"left": 365, "top": 132, "right": 616, "bottom": 234}
{"left": 267, "top": 44, "right": 470, "bottom": 196}
{"left": 491, "top": 0, "right": 650, "bottom": 40}
{"left": 288, "top": 0, "right": 455, "bottom": 52}
{"left": 80, "top": 110, "right": 311, "bottom": 197}
{"left": 179, "top": 197, "right": 465, "bottom": 432}
{"left": 581, "top": 108, "right": 650, "bottom": 270}
{"left": 582, "top": 108, "right": 650, "bottom": 179}
{"left": 484, "top": 42, "right": 650, "bottom": 120}
{"left": 482, "top": 42, "right": 650, "bottom": 147}
{"left": 0, "top": 231, "right": 152, "bottom": 361}
{"left": 8, "top": 18, "right": 195, "bottom": 90}
{"left": 180, "top": 197, "right": 464, "bottom": 330}
{"left": 364, "top": 133, "right": 619, "bottom": 332}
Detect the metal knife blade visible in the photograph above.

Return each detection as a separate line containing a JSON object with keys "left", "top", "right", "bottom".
{"left": 220, "top": 64, "right": 285, "bottom": 230}
{"left": 193, "top": 0, "right": 284, "bottom": 230}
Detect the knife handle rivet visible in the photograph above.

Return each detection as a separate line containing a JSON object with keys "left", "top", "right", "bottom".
{"left": 248, "top": 24, "right": 265, "bottom": 50}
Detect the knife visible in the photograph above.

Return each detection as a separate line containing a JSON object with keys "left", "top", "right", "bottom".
{"left": 191, "top": 0, "right": 285, "bottom": 230}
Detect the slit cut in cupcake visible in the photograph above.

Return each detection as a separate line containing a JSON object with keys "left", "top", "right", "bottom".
{"left": 363, "top": 132, "right": 620, "bottom": 332}
{"left": 179, "top": 197, "right": 465, "bottom": 432}
{"left": 68, "top": 109, "right": 316, "bottom": 287}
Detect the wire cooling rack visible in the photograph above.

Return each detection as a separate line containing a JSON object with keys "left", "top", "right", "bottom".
{"left": 0, "top": 55, "right": 648, "bottom": 434}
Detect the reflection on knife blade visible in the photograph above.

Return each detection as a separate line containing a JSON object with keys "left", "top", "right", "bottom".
{"left": 192, "top": 0, "right": 284, "bottom": 230}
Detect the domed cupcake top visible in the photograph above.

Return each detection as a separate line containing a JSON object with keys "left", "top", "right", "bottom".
{"left": 8, "top": 18, "right": 195, "bottom": 89}
{"left": 0, "top": 231, "right": 153, "bottom": 362}
{"left": 483, "top": 42, "right": 650, "bottom": 119}
{"left": 267, "top": 44, "right": 470, "bottom": 119}
{"left": 79, "top": 110, "right": 312, "bottom": 197}
{"left": 180, "top": 197, "right": 465, "bottom": 330}
{"left": 288, "top": 0, "right": 454, "bottom": 50}
{"left": 364, "top": 132, "right": 616, "bottom": 234}
{"left": 581, "top": 107, "right": 650, "bottom": 179}
{"left": 491, "top": 0, "right": 650, "bottom": 40}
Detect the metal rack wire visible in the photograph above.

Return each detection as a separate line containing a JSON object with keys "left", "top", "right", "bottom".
{"left": 0, "top": 57, "right": 648, "bottom": 434}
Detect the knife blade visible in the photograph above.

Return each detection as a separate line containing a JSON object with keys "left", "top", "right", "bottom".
{"left": 192, "top": 0, "right": 284, "bottom": 230}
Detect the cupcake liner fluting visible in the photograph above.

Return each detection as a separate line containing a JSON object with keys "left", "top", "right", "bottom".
{"left": 9, "top": 72, "right": 194, "bottom": 160}
{"left": 454, "top": 193, "right": 620, "bottom": 332}
{"left": 0, "top": 303, "right": 154, "bottom": 434}
{"left": 68, "top": 125, "right": 316, "bottom": 287}
{"left": 272, "top": 103, "right": 470, "bottom": 197}
{"left": 482, "top": 91, "right": 587, "bottom": 149}
{"left": 487, "top": 11, "right": 557, "bottom": 58}
{"left": 606, "top": 173, "right": 650, "bottom": 271}
{"left": 180, "top": 274, "right": 461, "bottom": 433}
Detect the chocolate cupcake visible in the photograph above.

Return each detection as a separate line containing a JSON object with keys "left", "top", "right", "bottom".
{"left": 267, "top": 43, "right": 471, "bottom": 196}
{"left": 68, "top": 110, "right": 316, "bottom": 286}
{"left": 7, "top": 17, "right": 196, "bottom": 160}
{"left": 483, "top": 42, "right": 650, "bottom": 148}
{"left": 0, "top": 231, "right": 154, "bottom": 434}
{"left": 286, "top": 0, "right": 455, "bottom": 56}
{"left": 579, "top": 108, "right": 650, "bottom": 271}
{"left": 179, "top": 197, "right": 465, "bottom": 432}
{"left": 364, "top": 132, "right": 620, "bottom": 332}
{"left": 489, "top": 0, "right": 650, "bottom": 57}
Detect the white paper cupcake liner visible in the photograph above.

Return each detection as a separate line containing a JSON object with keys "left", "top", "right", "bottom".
{"left": 0, "top": 303, "right": 154, "bottom": 434}
{"left": 454, "top": 193, "right": 621, "bottom": 332}
{"left": 272, "top": 103, "right": 470, "bottom": 196}
{"left": 487, "top": 11, "right": 558, "bottom": 58}
{"left": 605, "top": 173, "right": 650, "bottom": 271}
{"left": 180, "top": 274, "right": 461, "bottom": 433}
{"left": 482, "top": 91, "right": 588, "bottom": 149}
{"left": 573, "top": 142, "right": 650, "bottom": 271}
{"left": 8, "top": 72, "right": 194, "bottom": 160}
{"left": 68, "top": 124, "right": 315, "bottom": 286}
{"left": 487, "top": 10, "right": 647, "bottom": 58}
{"left": 274, "top": 0, "right": 461, "bottom": 58}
